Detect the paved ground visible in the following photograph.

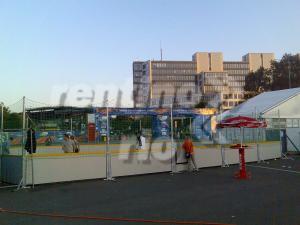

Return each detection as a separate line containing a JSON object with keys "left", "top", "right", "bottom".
{"left": 0, "top": 156, "right": 299, "bottom": 225}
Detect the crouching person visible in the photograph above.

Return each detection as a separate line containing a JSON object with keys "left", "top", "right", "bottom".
{"left": 182, "top": 135, "right": 198, "bottom": 171}
{"left": 62, "top": 134, "right": 73, "bottom": 153}
{"left": 70, "top": 135, "right": 80, "bottom": 153}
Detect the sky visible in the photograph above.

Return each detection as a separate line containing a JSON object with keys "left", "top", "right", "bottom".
{"left": 0, "top": 0, "right": 299, "bottom": 108}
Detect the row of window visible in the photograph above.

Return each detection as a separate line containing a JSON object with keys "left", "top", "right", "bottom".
{"left": 228, "top": 75, "right": 246, "bottom": 81}
{"left": 203, "top": 73, "right": 227, "bottom": 78}
{"left": 153, "top": 82, "right": 195, "bottom": 87}
{"left": 133, "top": 63, "right": 143, "bottom": 71}
{"left": 204, "top": 86, "right": 228, "bottom": 92}
{"left": 152, "top": 63, "right": 196, "bottom": 69}
{"left": 225, "top": 70, "right": 249, "bottom": 75}
{"left": 223, "top": 63, "right": 249, "bottom": 69}
{"left": 153, "top": 88, "right": 195, "bottom": 95}
{"left": 229, "top": 87, "right": 245, "bottom": 92}
{"left": 204, "top": 79, "right": 227, "bottom": 85}
{"left": 151, "top": 96, "right": 196, "bottom": 105}
{"left": 133, "top": 78, "right": 149, "bottom": 83}
{"left": 223, "top": 93, "right": 244, "bottom": 99}
{"left": 228, "top": 81, "right": 245, "bottom": 87}
{"left": 135, "top": 62, "right": 249, "bottom": 72}
{"left": 153, "top": 86, "right": 195, "bottom": 91}
{"left": 223, "top": 101, "right": 243, "bottom": 107}
{"left": 152, "top": 69, "right": 196, "bottom": 75}
{"left": 133, "top": 84, "right": 146, "bottom": 90}
{"left": 153, "top": 75, "right": 195, "bottom": 81}
{"left": 134, "top": 72, "right": 143, "bottom": 77}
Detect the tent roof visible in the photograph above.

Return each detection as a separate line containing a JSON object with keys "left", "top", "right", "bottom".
{"left": 224, "top": 87, "right": 300, "bottom": 118}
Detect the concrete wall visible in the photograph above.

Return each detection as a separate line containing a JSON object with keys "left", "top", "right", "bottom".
{"left": 193, "top": 52, "right": 223, "bottom": 73}
{"left": 243, "top": 53, "right": 274, "bottom": 72}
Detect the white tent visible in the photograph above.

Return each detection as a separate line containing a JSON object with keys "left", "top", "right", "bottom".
{"left": 221, "top": 88, "right": 300, "bottom": 152}
{"left": 223, "top": 87, "right": 300, "bottom": 119}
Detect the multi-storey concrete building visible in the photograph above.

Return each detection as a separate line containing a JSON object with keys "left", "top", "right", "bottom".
{"left": 192, "top": 52, "right": 223, "bottom": 72}
{"left": 242, "top": 53, "right": 274, "bottom": 72}
{"left": 133, "top": 60, "right": 199, "bottom": 107}
{"left": 133, "top": 52, "right": 274, "bottom": 109}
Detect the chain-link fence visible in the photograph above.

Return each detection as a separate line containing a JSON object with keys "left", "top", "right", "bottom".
{"left": 0, "top": 98, "right": 24, "bottom": 156}
{"left": 0, "top": 98, "right": 25, "bottom": 188}
{"left": 0, "top": 98, "right": 284, "bottom": 156}
{"left": 0, "top": 97, "right": 287, "bottom": 186}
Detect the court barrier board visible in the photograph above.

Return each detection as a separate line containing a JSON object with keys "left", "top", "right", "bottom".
{"left": 1, "top": 141, "right": 280, "bottom": 185}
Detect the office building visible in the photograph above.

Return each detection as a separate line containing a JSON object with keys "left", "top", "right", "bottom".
{"left": 133, "top": 52, "right": 274, "bottom": 109}
{"left": 242, "top": 53, "right": 274, "bottom": 72}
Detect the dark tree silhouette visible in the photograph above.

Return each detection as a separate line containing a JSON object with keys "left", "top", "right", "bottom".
{"left": 244, "top": 53, "right": 300, "bottom": 99}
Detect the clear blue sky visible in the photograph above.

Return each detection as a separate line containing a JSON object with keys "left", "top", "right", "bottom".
{"left": 0, "top": 0, "right": 299, "bottom": 106}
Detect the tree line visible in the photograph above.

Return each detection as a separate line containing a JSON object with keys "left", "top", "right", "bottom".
{"left": 244, "top": 54, "right": 300, "bottom": 99}
{"left": 0, "top": 103, "right": 23, "bottom": 130}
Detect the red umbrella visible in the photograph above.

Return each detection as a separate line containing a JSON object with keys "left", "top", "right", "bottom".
{"left": 217, "top": 116, "right": 267, "bottom": 180}
{"left": 217, "top": 116, "right": 267, "bottom": 129}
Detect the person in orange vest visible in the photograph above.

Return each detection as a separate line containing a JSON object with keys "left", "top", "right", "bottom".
{"left": 182, "top": 135, "right": 198, "bottom": 171}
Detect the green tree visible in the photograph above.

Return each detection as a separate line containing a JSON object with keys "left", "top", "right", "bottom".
{"left": 194, "top": 100, "right": 208, "bottom": 108}
{"left": 0, "top": 103, "right": 22, "bottom": 130}
{"left": 244, "top": 67, "right": 272, "bottom": 98}
{"left": 271, "top": 54, "right": 300, "bottom": 90}
{"left": 244, "top": 54, "right": 300, "bottom": 99}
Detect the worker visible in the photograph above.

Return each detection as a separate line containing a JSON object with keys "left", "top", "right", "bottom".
{"left": 182, "top": 135, "right": 198, "bottom": 171}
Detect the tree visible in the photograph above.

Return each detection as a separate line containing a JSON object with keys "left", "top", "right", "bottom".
{"left": 244, "top": 67, "right": 272, "bottom": 98}
{"left": 194, "top": 100, "right": 208, "bottom": 108}
{"left": 244, "top": 54, "right": 300, "bottom": 99}
{"left": 271, "top": 54, "right": 300, "bottom": 90}
{"left": 0, "top": 103, "right": 22, "bottom": 130}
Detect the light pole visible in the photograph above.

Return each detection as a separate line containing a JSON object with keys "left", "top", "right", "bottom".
{"left": 104, "top": 99, "right": 115, "bottom": 181}
{"left": 170, "top": 103, "right": 175, "bottom": 173}
{"left": 0, "top": 103, "right": 4, "bottom": 131}
{"left": 288, "top": 60, "right": 292, "bottom": 89}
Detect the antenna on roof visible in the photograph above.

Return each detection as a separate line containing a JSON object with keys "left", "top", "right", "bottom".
{"left": 160, "top": 41, "right": 163, "bottom": 61}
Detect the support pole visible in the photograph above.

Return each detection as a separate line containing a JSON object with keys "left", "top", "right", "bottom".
{"left": 1, "top": 103, "right": 3, "bottom": 131}
{"left": 22, "top": 97, "right": 27, "bottom": 187}
{"left": 255, "top": 107, "right": 263, "bottom": 163}
{"left": 16, "top": 97, "right": 31, "bottom": 190}
{"left": 30, "top": 130, "right": 34, "bottom": 188}
{"left": 22, "top": 96, "right": 26, "bottom": 151}
{"left": 139, "top": 119, "right": 142, "bottom": 132}
{"left": 288, "top": 60, "right": 292, "bottom": 89}
{"left": 257, "top": 128, "right": 262, "bottom": 163}
{"left": 221, "top": 145, "right": 229, "bottom": 167}
{"left": 0, "top": 104, "right": 2, "bottom": 181}
{"left": 189, "top": 117, "right": 192, "bottom": 134}
{"left": 279, "top": 109, "right": 293, "bottom": 160}
{"left": 170, "top": 103, "right": 177, "bottom": 174}
{"left": 104, "top": 105, "right": 115, "bottom": 181}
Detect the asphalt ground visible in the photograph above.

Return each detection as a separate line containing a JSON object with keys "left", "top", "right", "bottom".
{"left": 0, "top": 156, "right": 299, "bottom": 225}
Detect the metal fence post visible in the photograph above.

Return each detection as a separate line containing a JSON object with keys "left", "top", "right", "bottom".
{"left": 16, "top": 96, "right": 30, "bottom": 190}
{"left": 104, "top": 106, "right": 115, "bottom": 181}
{"left": 0, "top": 103, "right": 3, "bottom": 131}
{"left": 221, "top": 145, "right": 229, "bottom": 167}
{"left": 255, "top": 107, "right": 260, "bottom": 162}
{"left": 170, "top": 104, "right": 177, "bottom": 174}
{"left": 22, "top": 97, "right": 27, "bottom": 187}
